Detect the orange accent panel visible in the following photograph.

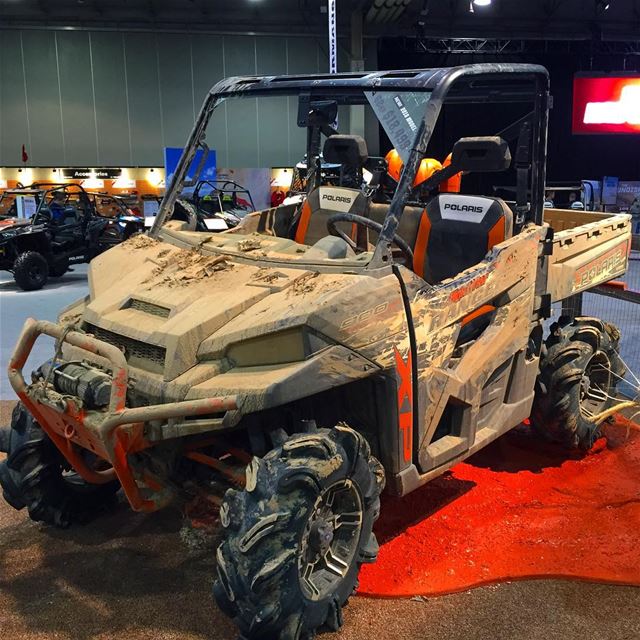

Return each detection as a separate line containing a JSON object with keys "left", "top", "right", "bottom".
{"left": 413, "top": 210, "right": 431, "bottom": 279}
{"left": 487, "top": 216, "right": 506, "bottom": 250}
{"left": 351, "top": 222, "right": 358, "bottom": 241}
{"left": 294, "top": 200, "right": 312, "bottom": 244}
{"left": 393, "top": 346, "right": 413, "bottom": 464}
{"left": 461, "top": 305, "right": 496, "bottom": 328}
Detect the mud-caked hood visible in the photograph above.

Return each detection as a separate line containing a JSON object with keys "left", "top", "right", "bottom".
{"left": 77, "top": 234, "right": 405, "bottom": 382}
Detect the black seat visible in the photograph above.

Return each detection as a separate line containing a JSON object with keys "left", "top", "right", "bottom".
{"left": 412, "top": 194, "right": 513, "bottom": 284}
{"left": 294, "top": 186, "right": 369, "bottom": 246}
{"left": 294, "top": 135, "right": 370, "bottom": 246}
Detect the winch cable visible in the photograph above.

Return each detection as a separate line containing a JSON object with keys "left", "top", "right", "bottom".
{"left": 584, "top": 353, "right": 640, "bottom": 429}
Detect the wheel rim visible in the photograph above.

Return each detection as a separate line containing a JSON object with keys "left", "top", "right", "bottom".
{"left": 579, "top": 351, "right": 611, "bottom": 420}
{"left": 298, "top": 479, "right": 363, "bottom": 601}
{"left": 29, "top": 265, "right": 43, "bottom": 282}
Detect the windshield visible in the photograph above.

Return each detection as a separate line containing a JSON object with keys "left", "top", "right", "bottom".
{"left": 156, "top": 86, "right": 435, "bottom": 268}
{"left": 154, "top": 66, "right": 548, "bottom": 271}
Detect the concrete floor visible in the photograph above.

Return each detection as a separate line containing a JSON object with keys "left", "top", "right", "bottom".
{"left": 0, "top": 264, "right": 89, "bottom": 400}
{"left": 1, "top": 261, "right": 639, "bottom": 639}
{"left": 1, "top": 396, "right": 639, "bottom": 640}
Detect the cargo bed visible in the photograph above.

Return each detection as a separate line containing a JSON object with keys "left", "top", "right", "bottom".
{"left": 544, "top": 209, "right": 631, "bottom": 302}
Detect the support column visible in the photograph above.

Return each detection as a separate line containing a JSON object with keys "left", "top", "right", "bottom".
{"left": 349, "top": 7, "right": 366, "bottom": 138}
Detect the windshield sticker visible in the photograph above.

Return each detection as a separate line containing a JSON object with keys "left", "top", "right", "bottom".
{"left": 365, "top": 91, "right": 430, "bottom": 163}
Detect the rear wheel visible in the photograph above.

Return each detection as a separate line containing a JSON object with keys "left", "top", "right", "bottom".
{"left": 0, "top": 403, "right": 120, "bottom": 527}
{"left": 13, "top": 251, "right": 49, "bottom": 291}
{"left": 213, "top": 424, "right": 384, "bottom": 639}
{"left": 531, "top": 317, "right": 625, "bottom": 450}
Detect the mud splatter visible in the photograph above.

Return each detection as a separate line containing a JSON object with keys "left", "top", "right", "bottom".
{"left": 289, "top": 272, "right": 320, "bottom": 296}
{"left": 127, "top": 234, "right": 158, "bottom": 250}
{"left": 252, "top": 268, "right": 287, "bottom": 284}
{"left": 237, "top": 238, "right": 263, "bottom": 252}
{"left": 144, "top": 249, "right": 233, "bottom": 287}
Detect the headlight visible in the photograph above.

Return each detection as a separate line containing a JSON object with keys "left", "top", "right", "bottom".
{"left": 226, "top": 328, "right": 331, "bottom": 367}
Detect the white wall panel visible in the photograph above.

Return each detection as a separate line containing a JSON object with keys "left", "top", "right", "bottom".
{"left": 21, "top": 31, "right": 64, "bottom": 166}
{"left": 0, "top": 32, "right": 30, "bottom": 166}
{"left": 0, "top": 30, "right": 377, "bottom": 168}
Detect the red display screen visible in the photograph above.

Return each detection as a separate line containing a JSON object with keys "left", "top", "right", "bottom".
{"left": 572, "top": 75, "right": 640, "bottom": 135}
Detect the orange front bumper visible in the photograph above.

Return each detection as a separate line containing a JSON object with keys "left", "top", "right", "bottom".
{"left": 8, "top": 319, "right": 238, "bottom": 512}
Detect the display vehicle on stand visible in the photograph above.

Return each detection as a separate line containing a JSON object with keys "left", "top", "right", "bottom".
{"left": 0, "top": 64, "right": 631, "bottom": 639}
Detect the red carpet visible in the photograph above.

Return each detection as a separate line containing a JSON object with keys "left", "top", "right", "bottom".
{"left": 359, "top": 417, "right": 640, "bottom": 597}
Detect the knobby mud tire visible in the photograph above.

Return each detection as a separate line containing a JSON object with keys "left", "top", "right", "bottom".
{"left": 0, "top": 403, "right": 119, "bottom": 527}
{"left": 531, "top": 317, "right": 625, "bottom": 450}
{"left": 213, "top": 425, "right": 385, "bottom": 639}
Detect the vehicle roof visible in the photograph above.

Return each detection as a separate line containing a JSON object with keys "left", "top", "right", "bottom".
{"left": 210, "top": 63, "right": 549, "bottom": 104}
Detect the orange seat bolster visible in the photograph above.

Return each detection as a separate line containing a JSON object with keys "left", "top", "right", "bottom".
{"left": 294, "top": 200, "right": 312, "bottom": 244}
{"left": 487, "top": 216, "right": 506, "bottom": 250}
{"left": 412, "top": 209, "right": 430, "bottom": 279}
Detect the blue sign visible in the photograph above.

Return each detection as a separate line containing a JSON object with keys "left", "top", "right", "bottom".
{"left": 164, "top": 147, "right": 217, "bottom": 196}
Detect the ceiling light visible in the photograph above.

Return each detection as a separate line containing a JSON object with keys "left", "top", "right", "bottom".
{"left": 473, "top": 0, "right": 492, "bottom": 5}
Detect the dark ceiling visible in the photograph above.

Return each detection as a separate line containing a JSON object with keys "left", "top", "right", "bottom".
{"left": 0, "top": 0, "right": 639, "bottom": 41}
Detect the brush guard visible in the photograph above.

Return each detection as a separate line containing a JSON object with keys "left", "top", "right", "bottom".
{"left": 8, "top": 319, "right": 238, "bottom": 512}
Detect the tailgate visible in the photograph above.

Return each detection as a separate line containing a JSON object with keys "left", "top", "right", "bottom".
{"left": 545, "top": 210, "right": 631, "bottom": 303}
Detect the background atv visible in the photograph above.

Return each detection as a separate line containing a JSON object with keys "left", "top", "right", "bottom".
{"left": 0, "top": 183, "right": 137, "bottom": 290}
{"left": 0, "top": 64, "right": 632, "bottom": 640}
{"left": 158, "top": 179, "right": 257, "bottom": 233}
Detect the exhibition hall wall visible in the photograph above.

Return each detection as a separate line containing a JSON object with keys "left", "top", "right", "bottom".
{"left": 0, "top": 30, "right": 377, "bottom": 168}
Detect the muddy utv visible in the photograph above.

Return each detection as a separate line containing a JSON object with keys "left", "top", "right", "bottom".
{"left": 0, "top": 64, "right": 631, "bottom": 639}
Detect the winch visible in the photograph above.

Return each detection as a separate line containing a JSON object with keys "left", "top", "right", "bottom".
{"left": 38, "top": 361, "right": 112, "bottom": 409}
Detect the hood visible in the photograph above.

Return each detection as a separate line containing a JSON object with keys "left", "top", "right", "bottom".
{"left": 0, "top": 217, "right": 31, "bottom": 233}
{"left": 80, "top": 233, "right": 405, "bottom": 383}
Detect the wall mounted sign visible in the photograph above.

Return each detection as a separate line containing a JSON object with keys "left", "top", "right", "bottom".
{"left": 573, "top": 75, "right": 640, "bottom": 135}
{"left": 61, "top": 168, "right": 122, "bottom": 179}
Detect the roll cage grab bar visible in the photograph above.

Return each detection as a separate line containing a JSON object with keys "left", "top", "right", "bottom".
{"left": 149, "top": 63, "right": 550, "bottom": 269}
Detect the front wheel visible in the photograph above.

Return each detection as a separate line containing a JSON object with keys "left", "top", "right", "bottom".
{"left": 0, "top": 403, "right": 120, "bottom": 527}
{"left": 214, "top": 425, "right": 384, "bottom": 639}
{"left": 13, "top": 251, "right": 49, "bottom": 291}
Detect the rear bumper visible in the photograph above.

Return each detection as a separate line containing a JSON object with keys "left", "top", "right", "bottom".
{"left": 8, "top": 319, "right": 238, "bottom": 511}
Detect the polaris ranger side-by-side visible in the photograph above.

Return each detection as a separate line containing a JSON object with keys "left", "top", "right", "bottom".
{"left": 0, "top": 65, "right": 631, "bottom": 639}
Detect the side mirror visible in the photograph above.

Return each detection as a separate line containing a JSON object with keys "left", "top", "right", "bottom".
{"left": 451, "top": 136, "right": 511, "bottom": 173}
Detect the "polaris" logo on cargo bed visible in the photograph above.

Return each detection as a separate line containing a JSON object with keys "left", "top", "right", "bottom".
{"left": 443, "top": 203, "right": 484, "bottom": 213}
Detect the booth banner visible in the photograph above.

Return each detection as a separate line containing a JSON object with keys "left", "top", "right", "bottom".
{"left": 617, "top": 181, "right": 640, "bottom": 210}
{"left": 16, "top": 195, "right": 37, "bottom": 218}
{"left": 217, "top": 168, "right": 272, "bottom": 211}
{"left": 164, "top": 147, "right": 217, "bottom": 195}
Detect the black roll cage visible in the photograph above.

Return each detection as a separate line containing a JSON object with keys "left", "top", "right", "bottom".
{"left": 192, "top": 180, "right": 256, "bottom": 213}
{"left": 150, "top": 63, "right": 550, "bottom": 269}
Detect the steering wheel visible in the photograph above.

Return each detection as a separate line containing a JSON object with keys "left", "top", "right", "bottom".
{"left": 326, "top": 213, "right": 414, "bottom": 263}
{"left": 34, "top": 209, "right": 52, "bottom": 224}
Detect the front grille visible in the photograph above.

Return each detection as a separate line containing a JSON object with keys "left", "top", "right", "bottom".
{"left": 85, "top": 324, "right": 166, "bottom": 373}
{"left": 127, "top": 298, "right": 171, "bottom": 318}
